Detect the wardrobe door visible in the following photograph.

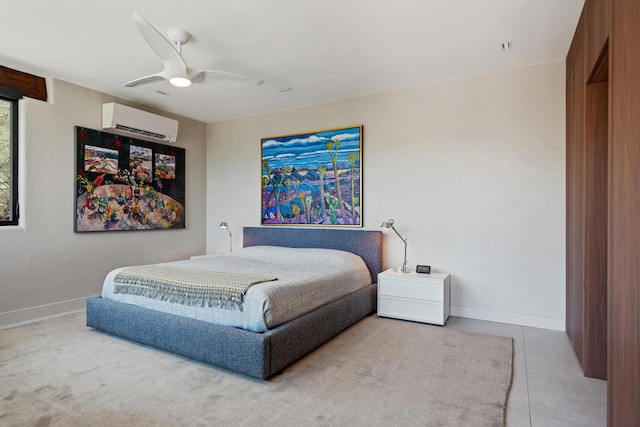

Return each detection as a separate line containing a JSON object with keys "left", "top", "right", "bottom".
{"left": 608, "top": 0, "right": 640, "bottom": 423}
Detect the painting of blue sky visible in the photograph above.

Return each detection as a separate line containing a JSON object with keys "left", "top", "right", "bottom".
{"left": 261, "top": 125, "right": 362, "bottom": 226}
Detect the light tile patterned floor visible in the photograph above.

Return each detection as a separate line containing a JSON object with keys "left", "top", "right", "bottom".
{"left": 445, "top": 317, "right": 607, "bottom": 427}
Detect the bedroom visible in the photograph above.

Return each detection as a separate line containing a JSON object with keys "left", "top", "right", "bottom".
{"left": 0, "top": 1, "right": 638, "bottom": 426}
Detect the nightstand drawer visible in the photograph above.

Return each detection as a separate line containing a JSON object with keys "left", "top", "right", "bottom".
{"left": 379, "top": 278, "right": 444, "bottom": 302}
{"left": 378, "top": 296, "right": 446, "bottom": 325}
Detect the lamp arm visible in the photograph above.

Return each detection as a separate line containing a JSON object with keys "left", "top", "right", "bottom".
{"left": 390, "top": 224, "right": 409, "bottom": 272}
{"left": 402, "top": 239, "right": 408, "bottom": 272}
{"left": 390, "top": 225, "right": 407, "bottom": 243}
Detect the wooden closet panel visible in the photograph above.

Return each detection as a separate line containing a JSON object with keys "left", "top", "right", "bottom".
{"left": 586, "top": 0, "right": 610, "bottom": 75}
{"left": 609, "top": 0, "right": 640, "bottom": 424}
{"left": 566, "top": 67, "right": 575, "bottom": 339}
{"left": 572, "top": 44, "right": 586, "bottom": 366}
{"left": 583, "top": 80, "right": 608, "bottom": 380}
{"left": 566, "top": 10, "right": 587, "bottom": 353}
{"left": 567, "top": 7, "right": 587, "bottom": 78}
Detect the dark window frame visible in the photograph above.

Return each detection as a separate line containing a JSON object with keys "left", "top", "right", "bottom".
{"left": 0, "top": 85, "right": 21, "bottom": 226}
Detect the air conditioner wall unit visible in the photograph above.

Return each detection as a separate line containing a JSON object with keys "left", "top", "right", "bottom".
{"left": 102, "top": 102, "right": 178, "bottom": 143}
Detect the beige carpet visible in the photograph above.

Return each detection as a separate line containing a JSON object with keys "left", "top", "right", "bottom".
{"left": 0, "top": 312, "right": 512, "bottom": 426}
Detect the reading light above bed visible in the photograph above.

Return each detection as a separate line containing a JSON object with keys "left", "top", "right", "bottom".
{"left": 380, "top": 219, "right": 409, "bottom": 273}
{"left": 219, "top": 222, "right": 232, "bottom": 252}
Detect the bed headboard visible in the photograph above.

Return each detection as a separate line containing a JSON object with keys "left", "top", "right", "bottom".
{"left": 243, "top": 227, "right": 383, "bottom": 281}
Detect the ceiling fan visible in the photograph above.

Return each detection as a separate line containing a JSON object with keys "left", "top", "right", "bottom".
{"left": 123, "top": 12, "right": 264, "bottom": 89}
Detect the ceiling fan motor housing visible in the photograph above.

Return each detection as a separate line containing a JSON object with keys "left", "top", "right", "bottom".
{"left": 167, "top": 28, "right": 190, "bottom": 47}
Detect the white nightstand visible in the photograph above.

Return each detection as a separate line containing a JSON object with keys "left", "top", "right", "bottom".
{"left": 377, "top": 269, "right": 451, "bottom": 325}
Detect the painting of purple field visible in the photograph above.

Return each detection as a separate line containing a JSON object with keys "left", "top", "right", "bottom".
{"left": 261, "top": 125, "right": 362, "bottom": 226}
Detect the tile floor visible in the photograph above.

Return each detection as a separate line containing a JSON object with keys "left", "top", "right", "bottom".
{"left": 446, "top": 316, "right": 607, "bottom": 427}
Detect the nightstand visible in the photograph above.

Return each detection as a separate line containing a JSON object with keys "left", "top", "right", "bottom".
{"left": 377, "top": 269, "right": 450, "bottom": 325}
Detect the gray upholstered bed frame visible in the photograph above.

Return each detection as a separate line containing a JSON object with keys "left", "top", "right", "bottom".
{"left": 86, "top": 227, "right": 383, "bottom": 379}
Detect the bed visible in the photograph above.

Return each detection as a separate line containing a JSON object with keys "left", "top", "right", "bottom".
{"left": 86, "top": 227, "right": 383, "bottom": 379}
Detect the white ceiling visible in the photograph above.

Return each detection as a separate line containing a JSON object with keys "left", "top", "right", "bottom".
{"left": 0, "top": 0, "right": 583, "bottom": 123}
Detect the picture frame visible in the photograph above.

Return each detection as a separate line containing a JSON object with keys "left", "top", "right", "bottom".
{"left": 261, "top": 125, "right": 363, "bottom": 226}
{"left": 74, "top": 126, "right": 185, "bottom": 232}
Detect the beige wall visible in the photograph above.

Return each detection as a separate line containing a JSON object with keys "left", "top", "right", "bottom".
{"left": 0, "top": 79, "right": 207, "bottom": 327}
{"left": 207, "top": 60, "right": 566, "bottom": 330}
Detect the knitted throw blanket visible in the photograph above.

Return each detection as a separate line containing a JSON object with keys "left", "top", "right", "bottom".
{"left": 113, "top": 265, "right": 277, "bottom": 310}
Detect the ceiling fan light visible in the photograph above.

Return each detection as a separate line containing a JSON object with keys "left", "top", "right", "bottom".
{"left": 169, "top": 76, "right": 192, "bottom": 87}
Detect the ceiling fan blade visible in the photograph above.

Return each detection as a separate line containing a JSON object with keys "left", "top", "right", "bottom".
{"left": 132, "top": 12, "right": 186, "bottom": 66}
{"left": 190, "top": 69, "right": 264, "bottom": 87}
{"left": 127, "top": 13, "right": 261, "bottom": 90}
{"left": 122, "top": 73, "right": 166, "bottom": 88}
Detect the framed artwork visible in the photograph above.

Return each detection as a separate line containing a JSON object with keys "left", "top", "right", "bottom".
{"left": 74, "top": 126, "right": 186, "bottom": 232}
{"left": 261, "top": 125, "right": 363, "bottom": 226}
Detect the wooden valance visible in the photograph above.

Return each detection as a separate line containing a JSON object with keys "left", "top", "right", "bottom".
{"left": 0, "top": 65, "right": 47, "bottom": 101}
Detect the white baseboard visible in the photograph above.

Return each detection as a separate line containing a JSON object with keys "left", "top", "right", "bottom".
{"left": 0, "top": 297, "right": 91, "bottom": 330}
{"left": 450, "top": 305, "right": 565, "bottom": 331}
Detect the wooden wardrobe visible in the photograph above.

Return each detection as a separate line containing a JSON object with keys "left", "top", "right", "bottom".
{"left": 565, "top": 0, "right": 639, "bottom": 425}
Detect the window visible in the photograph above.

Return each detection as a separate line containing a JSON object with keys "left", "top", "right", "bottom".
{"left": 0, "top": 86, "right": 20, "bottom": 226}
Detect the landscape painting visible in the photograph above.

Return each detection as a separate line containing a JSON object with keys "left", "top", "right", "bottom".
{"left": 130, "top": 145, "right": 153, "bottom": 182}
{"left": 84, "top": 145, "right": 119, "bottom": 174}
{"left": 261, "top": 125, "right": 362, "bottom": 226}
{"left": 155, "top": 153, "right": 176, "bottom": 179}
{"left": 75, "top": 126, "right": 185, "bottom": 232}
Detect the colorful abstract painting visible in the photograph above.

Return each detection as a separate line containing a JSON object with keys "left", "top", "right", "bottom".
{"left": 261, "top": 125, "right": 362, "bottom": 226}
{"left": 75, "top": 127, "right": 185, "bottom": 232}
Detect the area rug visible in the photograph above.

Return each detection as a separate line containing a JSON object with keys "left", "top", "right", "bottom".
{"left": 0, "top": 312, "right": 512, "bottom": 426}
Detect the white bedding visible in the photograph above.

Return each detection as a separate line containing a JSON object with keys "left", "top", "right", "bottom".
{"left": 102, "top": 245, "right": 372, "bottom": 332}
